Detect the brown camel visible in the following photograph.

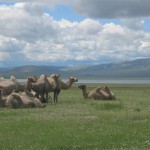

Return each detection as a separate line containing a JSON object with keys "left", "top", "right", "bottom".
{"left": 78, "top": 84, "right": 115, "bottom": 100}
{"left": 25, "top": 74, "right": 51, "bottom": 103}
{"left": 47, "top": 76, "right": 78, "bottom": 103}
{"left": 57, "top": 77, "right": 78, "bottom": 89}
{"left": 0, "top": 76, "right": 25, "bottom": 95}
{"left": 25, "top": 75, "right": 78, "bottom": 103}
{"left": 25, "top": 74, "right": 60, "bottom": 103}
{"left": 0, "top": 89, "right": 45, "bottom": 108}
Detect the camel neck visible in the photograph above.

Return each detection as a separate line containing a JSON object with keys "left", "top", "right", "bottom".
{"left": 81, "top": 88, "right": 88, "bottom": 99}
{"left": 61, "top": 80, "right": 73, "bottom": 90}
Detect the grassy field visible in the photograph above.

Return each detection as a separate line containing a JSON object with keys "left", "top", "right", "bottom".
{"left": 0, "top": 83, "right": 150, "bottom": 150}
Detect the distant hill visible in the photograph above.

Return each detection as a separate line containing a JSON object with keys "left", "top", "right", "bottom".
{"left": 0, "top": 58, "right": 150, "bottom": 79}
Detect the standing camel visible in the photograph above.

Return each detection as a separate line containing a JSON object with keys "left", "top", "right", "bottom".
{"left": 25, "top": 74, "right": 60, "bottom": 103}
{"left": 25, "top": 75, "right": 78, "bottom": 103}
{"left": 25, "top": 74, "right": 51, "bottom": 103}
{"left": 47, "top": 76, "right": 78, "bottom": 103}
{"left": 57, "top": 77, "right": 78, "bottom": 89}
{"left": 78, "top": 84, "right": 115, "bottom": 100}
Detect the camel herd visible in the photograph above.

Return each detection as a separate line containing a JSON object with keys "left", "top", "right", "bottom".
{"left": 0, "top": 74, "right": 116, "bottom": 109}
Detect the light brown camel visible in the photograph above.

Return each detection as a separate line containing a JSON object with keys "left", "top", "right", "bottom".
{"left": 0, "top": 89, "right": 45, "bottom": 108}
{"left": 0, "top": 76, "right": 25, "bottom": 95}
{"left": 57, "top": 77, "right": 78, "bottom": 89}
{"left": 25, "top": 74, "right": 60, "bottom": 103}
{"left": 25, "top": 75, "right": 78, "bottom": 103}
{"left": 78, "top": 84, "right": 115, "bottom": 100}
{"left": 100, "top": 86, "right": 116, "bottom": 100}
{"left": 47, "top": 76, "right": 78, "bottom": 103}
{"left": 25, "top": 74, "right": 51, "bottom": 103}
{"left": 47, "top": 74, "right": 61, "bottom": 103}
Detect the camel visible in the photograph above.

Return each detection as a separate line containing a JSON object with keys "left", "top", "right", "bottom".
{"left": 78, "top": 84, "right": 115, "bottom": 100}
{"left": 100, "top": 86, "right": 116, "bottom": 100}
{"left": 57, "top": 77, "right": 78, "bottom": 90}
{"left": 52, "top": 76, "right": 78, "bottom": 102}
{"left": 47, "top": 74, "right": 61, "bottom": 103}
{"left": 38, "top": 75, "right": 78, "bottom": 103}
{"left": 0, "top": 89, "right": 45, "bottom": 108}
{"left": 25, "top": 74, "right": 60, "bottom": 103}
{"left": 0, "top": 76, "right": 25, "bottom": 95}
{"left": 25, "top": 74, "right": 51, "bottom": 103}
{"left": 25, "top": 75, "right": 78, "bottom": 103}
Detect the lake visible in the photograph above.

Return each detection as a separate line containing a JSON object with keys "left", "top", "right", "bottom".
{"left": 18, "top": 78, "right": 150, "bottom": 84}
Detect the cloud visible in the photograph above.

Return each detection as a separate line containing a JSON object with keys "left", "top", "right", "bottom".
{"left": 4, "top": 0, "right": 150, "bottom": 18}
{"left": 71, "top": 0, "right": 150, "bottom": 18}
{"left": 0, "top": 2, "right": 150, "bottom": 67}
{"left": 121, "top": 18, "right": 144, "bottom": 30}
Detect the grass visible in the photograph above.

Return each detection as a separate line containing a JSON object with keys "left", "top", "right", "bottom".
{"left": 0, "top": 83, "right": 150, "bottom": 150}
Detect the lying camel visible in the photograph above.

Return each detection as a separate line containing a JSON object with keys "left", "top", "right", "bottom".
{"left": 78, "top": 84, "right": 115, "bottom": 100}
{"left": 0, "top": 76, "right": 25, "bottom": 95}
{"left": 0, "top": 89, "right": 45, "bottom": 108}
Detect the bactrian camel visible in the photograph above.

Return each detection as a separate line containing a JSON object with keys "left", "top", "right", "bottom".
{"left": 25, "top": 75, "right": 78, "bottom": 103}
{"left": 78, "top": 84, "right": 115, "bottom": 100}
{"left": 25, "top": 74, "right": 60, "bottom": 103}
{"left": 53, "top": 76, "right": 78, "bottom": 102}
{"left": 0, "top": 76, "right": 25, "bottom": 95}
{"left": 25, "top": 74, "right": 51, "bottom": 103}
{"left": 0, "top": 89, "right": 45, "bottom": 108}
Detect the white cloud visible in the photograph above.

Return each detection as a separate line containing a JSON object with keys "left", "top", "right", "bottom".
{"left": 0, "top": 2, "right": 150, "bottom": 67}
{"left": 121, "top": 18, "right": 144, "bottom": 30}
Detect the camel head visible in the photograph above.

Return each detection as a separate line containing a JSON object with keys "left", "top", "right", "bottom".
{"left": 68, "top": 77, "right": 78, "bottom": 83}
{"left": 78, "top": 84, "right": 86, "bottom": 90}
{"left": 25, "top": 77, "right": 37, "bottom": 92}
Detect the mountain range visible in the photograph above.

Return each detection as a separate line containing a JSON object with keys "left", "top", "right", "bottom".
{"left": 1, "top": 58, "right": 150, "bottom": 79}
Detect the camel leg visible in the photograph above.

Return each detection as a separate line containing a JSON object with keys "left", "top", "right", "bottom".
{"left": 41, "top": 94, "right": 46, "bottom": 103}
{"left": 54, "top": 89, "right": 60, "bottom": 103}
{"left": 45, "top": 92, "right": 49, "bottom": 103}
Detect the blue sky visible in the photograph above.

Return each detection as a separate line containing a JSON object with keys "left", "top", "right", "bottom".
{"left": 0, "top": 0, "right": 150, "bottom": 67}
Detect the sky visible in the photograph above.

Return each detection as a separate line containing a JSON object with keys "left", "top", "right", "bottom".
{"left": 0, "top": 0, "right": 150, "bottom": 67}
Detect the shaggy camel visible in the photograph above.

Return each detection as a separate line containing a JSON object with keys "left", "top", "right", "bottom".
{"left": 25, "top": 75, "right": 78, "bottom": 103}
{"left": 42, "top": 75, "right": 78, "bottom": 103}
{"left": 25, "top": 74, "right": 51, "bottom": 103}
{"left": 78, "top": 84, "right": 115, "bottom": 100}
{"left": 47, "top": 74, "right": 61, "bottom": 103}
{"left": 51, "top": 76, "right": 78, "bottom": 102}
{"left": 0, "top": 89, "right": 45, "bottom": 108}
{"left": 25, "top": 74, "right": 60, "bottom": 103}
{"left": 57, "top": 77, "right": 78, "bottom": 90}
{"left": 0, "top": 76, "right": 25, "bottom": 95}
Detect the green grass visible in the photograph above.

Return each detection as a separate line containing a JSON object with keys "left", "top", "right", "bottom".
{"left": 0, "top": 83, "right": 150, "bottom": 150}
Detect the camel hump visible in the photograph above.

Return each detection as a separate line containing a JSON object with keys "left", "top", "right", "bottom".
{"left": 51, "top": 74, "right": 60, "bottom": 78}
{"left": 10, "top": 76, "right": 16, "bottom": 81}
{"left": 39, "top": 74, "right": 47, "bottom": 80}
{"left": 0, "top": 77, "right": 4, "bottom": 80}
{"left": 27, "top": 75, "right": 37, "bottom": 82}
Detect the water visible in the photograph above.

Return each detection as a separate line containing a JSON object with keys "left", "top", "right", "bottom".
{"left": 18, "top": 78, "right": 150, "bottom": 84}
{"left": 77, "top": 79, "right": 150, "bottom": 84}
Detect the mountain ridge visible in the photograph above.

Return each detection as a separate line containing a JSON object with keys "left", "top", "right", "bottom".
{"left": 1, "top": 58, "right": 150, "bottom": 79}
